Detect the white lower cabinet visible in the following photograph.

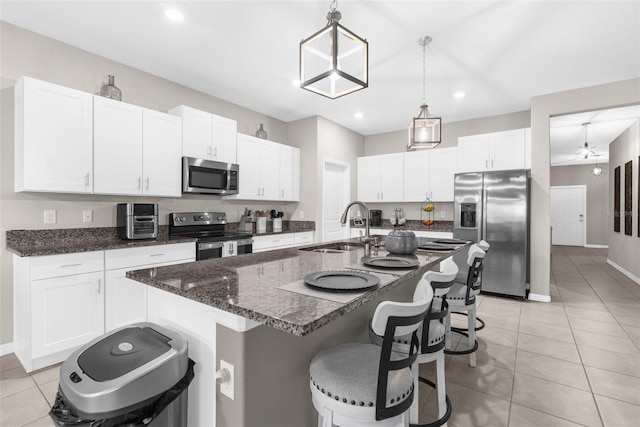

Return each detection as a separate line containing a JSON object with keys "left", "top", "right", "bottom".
{"left": 14, "top": 250, "right": 104, "bottom": 372}
{"left": 13, "top": 242, "right": 195, "bottom": 372}
{"left": 252, "top": 231, "right": 315, "bottom": 252}
{"left": 104, "top": 243, "right": 194, "bottom": 331}
{"left": 32, "top": 271, "right": 104, "bottom": 359}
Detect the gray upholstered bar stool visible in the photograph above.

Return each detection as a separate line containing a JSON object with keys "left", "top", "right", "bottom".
{"left": 450, "top": 240, "right": 490, "bottom": 333}
{"left": 309, "top": 287, "right": 433, "bottom": 426}
{"left": 370, "top": 258, "right": 459, "bottom": 427}
{"left": 441, "top": 244, "right": 486, "bottom": 367}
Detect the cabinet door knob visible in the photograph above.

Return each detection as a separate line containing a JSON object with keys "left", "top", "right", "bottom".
{"left": 84, "top": 173, "right": 90, "bottom": 187}
{"left": 145, "top": 178, "right": 150, "bottom": 190}
{"left": 213, "top": 147, "right": 218, "bottom": 158}
{"left": 97, "top": 278, "right": 101, "bottom": 294}
{"left": 137, "top": 177, "right": 142, "bottom": 189}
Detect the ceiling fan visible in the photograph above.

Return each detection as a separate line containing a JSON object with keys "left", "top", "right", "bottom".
{"left": 577, "top": 122, "right": 597, "bottom": 159}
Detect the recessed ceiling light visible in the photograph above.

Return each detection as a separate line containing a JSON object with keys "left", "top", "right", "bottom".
{"left": 164, "top": 8, "right": 184, "bottom": 22}
{"left": 453, "top": 91, "right": 466, "bottom": 99}
{"left": 354, "top": 112, "right": 364, "bottom": 119}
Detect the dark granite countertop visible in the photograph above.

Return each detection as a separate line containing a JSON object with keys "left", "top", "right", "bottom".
{"left": 6, "top": 221, "right": 316, "bottom": 257}
{"left": 127, "top": 239, "right": 470, "bottom": 336}
{"left": 6, "top": 227, "right": 196, "bottom": 257}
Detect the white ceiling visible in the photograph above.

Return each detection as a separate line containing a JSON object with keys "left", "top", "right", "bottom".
{"left": 1, "top": 0, "right": 639, "bottom": 142}
{"left": 550, "top": 105, "right": 640, "bottom": 166}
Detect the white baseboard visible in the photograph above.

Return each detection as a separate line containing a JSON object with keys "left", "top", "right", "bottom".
{"left": 585, "top": 244, "right": 608, "bottom": 249}
{"left": 607, "top": 259, "right": 640, "bottom": 285}
{"left": 0, "top": 342, "right": 14, "bottom": 357}
{"left": 528, "top": 293, "right": 551, "bottom": 303}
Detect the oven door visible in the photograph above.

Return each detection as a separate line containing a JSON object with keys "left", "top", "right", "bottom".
{"left": 197, "top": 241, "right": 224, "bottom": 260}
{"left": 182, "top": 157, "right": 238, "bottom": 195}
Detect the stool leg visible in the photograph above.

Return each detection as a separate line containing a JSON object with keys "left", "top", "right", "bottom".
{"left": 468, "top": 306, "right": 477, "bottom": 367}
{"left": 444, "top": 311, "right": 452, "bottom": 350}
{"left": 436, "top": 352, "right": 447, "bottom": 418}
{"left": 410, "top": 360, "right": 420, "bottom": 424}
{"left": 319, "top": 407, "right": 333, "bottom": 427}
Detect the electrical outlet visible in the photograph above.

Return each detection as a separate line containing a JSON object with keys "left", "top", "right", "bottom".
{"left": 44, "top": 210, "right": 56, "bottom": 224}
{"left": 299, "top": 210, "right": 304, "bottom": 219}
{"left": 83, "top": 210, "right": 93, "bottom": 223}
{"left": 219, "top": 360, "right": 234, "bottom": 400}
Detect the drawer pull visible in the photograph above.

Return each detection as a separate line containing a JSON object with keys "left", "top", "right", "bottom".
{"left": 150, "top": 253, "right": 165, "bottom": 257}
{"left": 60, "top": 263, "right": 82, "bottom": 268}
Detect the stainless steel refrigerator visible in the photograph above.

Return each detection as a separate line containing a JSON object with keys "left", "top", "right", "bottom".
{"left": 453, "top": 170, "right": 530, "bottom": 298}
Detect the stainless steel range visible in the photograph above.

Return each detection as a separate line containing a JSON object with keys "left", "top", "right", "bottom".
{"left": 169, "top": 212, "right": 253, "bottom": 260}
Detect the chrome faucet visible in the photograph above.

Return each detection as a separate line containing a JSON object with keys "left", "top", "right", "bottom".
{"left": 340, "top": 201, "right": 371, "bottom": 256}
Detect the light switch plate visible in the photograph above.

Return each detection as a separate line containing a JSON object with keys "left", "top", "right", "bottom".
{"left": 219, "top": 360, "right": 234, "bottom": 400}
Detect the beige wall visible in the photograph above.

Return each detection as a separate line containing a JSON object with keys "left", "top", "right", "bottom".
{"left": 608, "top": 121, "right": 640, "bottom": 280}
{"left": 550, "top": 164, "right": 610, "bottom": 246}
{"left": 0, "top": 22, "right": 302, "bottom": 346}
{"left": 530, "top": 78, "right": 640, "bottom": 299}
{"left": 363, "top": 110, "right": 531, "bottom": 155}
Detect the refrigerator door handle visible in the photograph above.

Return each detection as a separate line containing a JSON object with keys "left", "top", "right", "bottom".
{"left": 481, "top": 189, "right": 488, "bottom": 241}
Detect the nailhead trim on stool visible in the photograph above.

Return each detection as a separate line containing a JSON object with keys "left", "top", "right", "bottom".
{"left": 310, "top": 342, "right": 414, "bottom": 409}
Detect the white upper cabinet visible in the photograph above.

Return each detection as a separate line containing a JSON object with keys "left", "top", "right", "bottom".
{"left": 94, "top": 98, "right": 181, "bottom": 197}
{"left": 357, "top": 153, "right": 404, "bottom": 202}
{"left": 403, "top": 151, "right": 429, "bottom": 202}
{"left": 429, "top": 147, "right": 458, "bottom": 201}
{"left": 458, "top": 128, "right": 528, "bottom": 172}
{"left": 93, "top": 97, "right": 143, "bottom": 195}
{"left": 142, "top": 109, "right": 182, "bottom": 197}
{"left": 227, "top": 134, "right": 299, "bottom": 201}
{"left": 15, "top": 77, "right": 93, "bottom": 193}
{"left": 279, "top": 144, "right": 301, "bottom": 201}
{"left": 403, "top": 147, "right": 458, "bottom": 202}
{"left": 169, "top": 105, "right": 237, "bottom": 164}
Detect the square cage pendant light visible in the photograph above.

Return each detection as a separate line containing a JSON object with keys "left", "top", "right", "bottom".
{"left": 408, "top": 104, "right": 441, "bottom": 149}
{"left": 407, "top": 36, "right": 441, "bottom": 150}
{"left": 299, "top": 1, "right": 368, "bottom": 99}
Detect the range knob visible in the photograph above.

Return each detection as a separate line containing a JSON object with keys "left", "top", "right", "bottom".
{"left": 217, "top": 215, "right": 225, "bottom": 222}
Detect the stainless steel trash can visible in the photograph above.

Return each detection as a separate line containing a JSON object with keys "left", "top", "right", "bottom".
{"left": 51, "top": 322, "right": 193, "bottom": 426}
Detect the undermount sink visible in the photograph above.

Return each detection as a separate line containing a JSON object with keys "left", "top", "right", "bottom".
{"left": 300, "top": 242, "right": 362, "bottom": 253}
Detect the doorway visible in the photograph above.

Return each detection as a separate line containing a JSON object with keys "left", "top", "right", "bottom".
{"left": 322, "top": 159, "right": 350, "bottom": 242}
{"left": 550, "top": 185, "right": 586, "bottom": 246}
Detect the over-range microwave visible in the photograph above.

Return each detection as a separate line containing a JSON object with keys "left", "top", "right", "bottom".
{"left": 182, "top": 156, "right": 239, "bottom": 195}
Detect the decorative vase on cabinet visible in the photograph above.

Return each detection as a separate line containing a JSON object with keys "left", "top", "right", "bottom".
{"left": 100, "top": 75, "right": 122, "bottom": 101}
{"left": 255, "top": 123, "right": 267, "bottom": 139}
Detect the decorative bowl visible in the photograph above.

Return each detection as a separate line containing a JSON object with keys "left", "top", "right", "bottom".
{"left": 384, "top": 230, "right": 418, "bottom": 255}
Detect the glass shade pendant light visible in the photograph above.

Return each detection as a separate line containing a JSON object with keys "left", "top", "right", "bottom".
{"left": 299, "top": 0, "right": 368, "bottom": 99}
{"left": 408, "top": 36, "right": 441, "bottom": 150}
{"left": 591, "top": 155, "right": 603, "bottom": 176}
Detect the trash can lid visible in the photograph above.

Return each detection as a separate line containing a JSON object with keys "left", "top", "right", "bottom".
{"left": 78, "top": 326, "right": 171, "bottom": 382}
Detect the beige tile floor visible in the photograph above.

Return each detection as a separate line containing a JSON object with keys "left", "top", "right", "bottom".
{"left": 417, "top": 245, "right": 640, "bottom": 427}
{"left": 0, "top": 245, "right": 639, "bottom": 426}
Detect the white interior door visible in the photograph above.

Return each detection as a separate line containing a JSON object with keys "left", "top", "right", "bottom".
{"left": 550, "top": 186, "right": 586, "bottom": 246}
{"left": 323, "top": 160, "right": 350, "bottom": 242}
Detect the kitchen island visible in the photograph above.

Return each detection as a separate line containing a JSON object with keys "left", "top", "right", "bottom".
{"left": 127, "top": 238, "right": 470, "bottom": 427}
